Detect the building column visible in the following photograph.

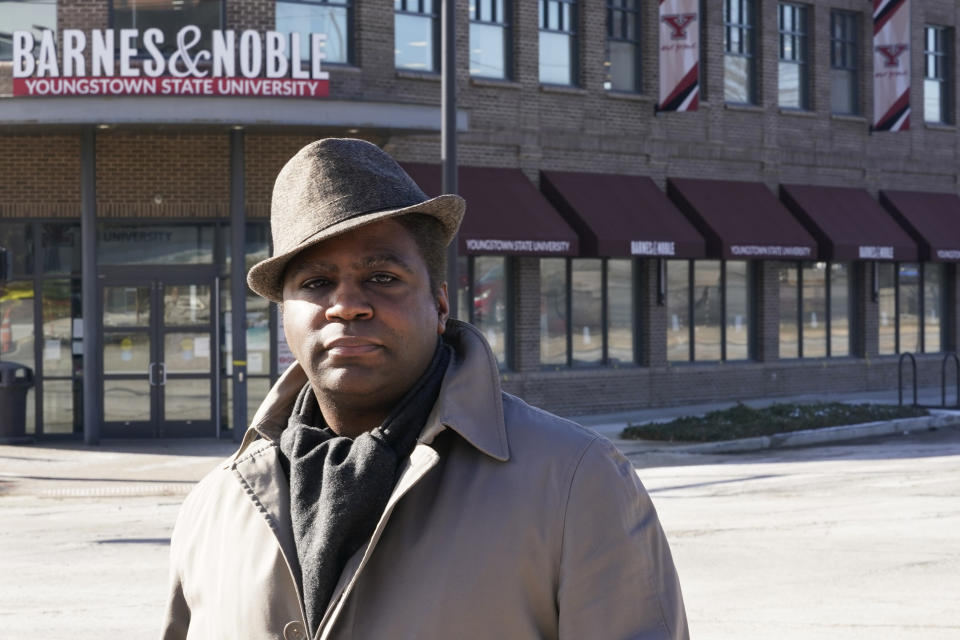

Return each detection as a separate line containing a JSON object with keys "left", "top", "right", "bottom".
{"left": 230, "top": 130, "right": 247, "bottom": 442}
{"left": 639, "top": 259, "right": 666, "bottom": 366}
{"left": 81, "top": 129, "right": 100, "bottom": 445}
{"left": 512, "top": 257, "right": 541, "bottom": 372}
{"left": 753, "top": 261, "right": 780, "bottom": 362}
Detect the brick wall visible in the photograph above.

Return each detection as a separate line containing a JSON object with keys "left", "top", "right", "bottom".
{"left": 0, "top": 135, "right": 81, "bottom": 217}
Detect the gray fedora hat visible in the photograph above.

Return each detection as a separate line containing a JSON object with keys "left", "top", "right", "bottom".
{"left": 247, "top": 138, "right": 465, "bottom": 302}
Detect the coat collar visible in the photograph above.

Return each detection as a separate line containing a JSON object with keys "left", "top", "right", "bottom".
{"left": 233, "top": 319, "right": 510, "bottom": 463}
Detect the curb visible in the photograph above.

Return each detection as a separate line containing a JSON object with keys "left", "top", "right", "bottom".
{"left": 632, "top": 411, "right": 960, "bottom": 454}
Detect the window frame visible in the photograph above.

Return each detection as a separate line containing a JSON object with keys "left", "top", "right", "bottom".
{"left": 275, "top": 0, "right": 354, "bottom": 67}
{"left": 778, "top": 2, "right": 809, "bottom": 110}
{"left": 723, "top": 0, "right": 757, "bottom": 105}
{"left": 923, "top": 25, "right": 951, "bottom": 125}
{"left": 830, "top": 10, "right": 859, "bottom": 115}
{"left": 394, "top": 0, "right": 441, "bottom": 73}
{"left": 666, "top": 259, "right": 752, "bottom": 362}
{"left": 469, "top": 0, "right": 512, "bottom": 80}
{"left": 777, "top": 261, "right": 852, "bottom": 359}
{"left": 538, "top": 0, "right": 579, "bottom": 86}
{"left": 877, "top": 261, "right": 944, "bottom": 355}
{"left": 604, "top": 0, "right": 641, "bottom": 93}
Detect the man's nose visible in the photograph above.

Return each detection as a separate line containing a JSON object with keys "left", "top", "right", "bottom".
{"left": 324, "top": 282, "right": 373, "bottom": 321}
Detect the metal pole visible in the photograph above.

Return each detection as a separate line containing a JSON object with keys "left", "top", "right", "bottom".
{"left": 230, "top": 130, "right": 247, "bottom": 442}
{"left": 81, "top": 129, "right": 100, "bottom": 445}
{"left": 442, "top": 0, "right": 458, "bottom": 319}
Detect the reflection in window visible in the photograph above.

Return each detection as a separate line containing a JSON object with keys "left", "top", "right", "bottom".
{"left": 539, "top": 0, "right": 577, "bottom": 85}
{"left": 877, "top": 262, "right": 896, "bottom": 355}
{"left": 830, "top": 11, "right": 858, "bottom": 115}
{"left": 0, "top": 0, "right": 56, "bottom": 61}
{"left": 0, "top": 222, "right": 34, "bottom": 277}
{"left": 801, "top": 262, "right": 827, "bottom": 357}
{"left": 0, "top": 280, "right": 35, "bottom": 370}
{"left": 778, "top": 263, "right": 799, "bottom": 358}
{"left": 42, "top": 379, "right": 76, "bottom": 434}
{"left": 470, "top": 256, "right": 509, "bottom": 368}
{"left": 830, "top": 263, "right": 850, "bottom": 357}
{"left": 724, "top": 0, "right": 756, "bottom": 104}
{"left": 924, "top": 263, "right": 943, "bottom": 353}
{"left": 668, "top": 260, "right": 751, "bottom": 361}
{"left": 98, "top": 224, "right": 215, "bottom": 265}
{"left": 606, "top": 259, "right": 633, "bottom": 363}
{"left": 778, "top": 3, "right": 808, "bottom": 109}
{"left": 277, "top": 0, "right": 351, "bottom": 65}
{"left": 111, "top": 0, "right": 223, "bottom": 57}
{"left": 470, "top": 0, "right": 510, "bottom": 79}
{"left": 924, "top": 26, "right": 951, "bottom": 124}
{"left": 540, "top": 258, "right": 568, "bottom": 366}
{"left": 777, "top": 262, "right": 849, "bottom": 358}
{"left": 395, "top": 0, "right": 438, "bottom": 72}
{"left": 41, "top": 223, "right": 81, "bottom": 274}
{"left": 898, "top": 263, "right": 920, "bottom": 354}
{"left": 41, "top": 279, "right": 81, "bottom": 378}
{"left": 571, "top": 259, "right": 602, "bottom": 365}
{"left": 605, "top": 0, "right": 640, "bottom": 92}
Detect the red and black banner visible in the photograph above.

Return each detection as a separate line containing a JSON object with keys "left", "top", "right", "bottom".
{"left": 873, "top": 0, "right": 911, "bottom": 131}
{"left": 658, "top": 0, "right": 699, "bottom": 112}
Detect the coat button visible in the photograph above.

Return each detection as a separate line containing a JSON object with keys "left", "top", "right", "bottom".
{"left": 283, "top": 620, "right": 307, "bottom": 640}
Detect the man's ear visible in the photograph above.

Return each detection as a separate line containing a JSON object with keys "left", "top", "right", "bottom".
{"left": 435, "top": 282, "right": 450, "bottom": 334}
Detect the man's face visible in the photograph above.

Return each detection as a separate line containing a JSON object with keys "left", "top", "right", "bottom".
{"left": 281, "top": 217, "right": 449, "bottom": 413}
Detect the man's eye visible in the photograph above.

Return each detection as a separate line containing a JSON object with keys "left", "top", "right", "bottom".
{"left": 369, "top": 273, "right": 397, "bottom": 284}
{"left": 302, "top": 278, "right": 331, "bottom": 289}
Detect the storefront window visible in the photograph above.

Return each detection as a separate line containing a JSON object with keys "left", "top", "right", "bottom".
{"left": 0, "top": 222, "right": 35, "bottom": 276}
{"left": 42, "top": 379, "right": 75, "bottom": 434}
{"left": 0, "top": 279, "right": 36, "bottom": 433}
{"left": 877, "top": 263, "right": 897, "bottom": 355}
{"left": 571, "top": 259, "right": 602, "bottom": 366}
{"left": 41, "top": 279, "right": 80, "bottom": 378}
{"left": 395, "top": 0, "right": 438, "bottom": 72}
{"left": 779, "top": 261, "right": 849, "bottom": 358}
{"left": 666, "top": 260, "right": 690, "bottom": 362}
{"left": 778, "top": 263, "right": 799, "bottom": 359}
{"left": 725, "top": 261, "right": 749, "bottom": 360}
{"left": 924, "top": 263, "right": 943, "bottom": 353}
{"left": 0, "top": 0, "right": 56, "bottom": 61}
{"left": 801, "top": 262, "right": 827, "bottom": 357}
{"left": 830, "top": 263, "right": 850, "bottom": 357}
{"left": 111, "top": 0, "right": 224, "bottom": 57}
{"left": 540, "top": 258, "right": 568, "bottom": 366}
{"left": 99, "top": 223, "right": 215, "bottom": 265}
{"left": 277, "top": 0, "right": 351, "bottom": 65}
{"left": 41, "top": 223, "right": 81, "bottom": 275}
{"left": 693, "top": 260, "right": 722, "bottom": 360}
{"left": 606, "top": 259, "right": 633, "bottom": 363}
{"left": 470, "top": 256, "right": 508, "bottom": 368}
{"left": 898, "top": 263, "right": 921, "bottom": 354}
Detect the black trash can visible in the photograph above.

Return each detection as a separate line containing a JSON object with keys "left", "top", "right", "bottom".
{"left": 0, "top": 362, "right": 34, "bottom": 439}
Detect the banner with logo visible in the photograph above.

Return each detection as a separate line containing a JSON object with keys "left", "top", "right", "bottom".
{"left": 658, "top": 0, "right": 699, "bottom": 112}
{"left": 873, "top": 0, "right": 910, "bottom": 131}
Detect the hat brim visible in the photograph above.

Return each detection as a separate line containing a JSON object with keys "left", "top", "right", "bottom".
{"left": 247, "top": 193, "right": 465, "bottom": 303}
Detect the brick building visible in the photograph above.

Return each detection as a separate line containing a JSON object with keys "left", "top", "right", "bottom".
{"left": 0, "top": 0, "right": 958, "bottom": 441}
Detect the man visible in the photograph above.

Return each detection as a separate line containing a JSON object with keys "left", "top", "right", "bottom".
{"left": 161, "top": 138, "right": 688, "bottom": 639}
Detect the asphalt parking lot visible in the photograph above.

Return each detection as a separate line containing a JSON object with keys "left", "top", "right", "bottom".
{"left": 1, "top": 428, "right": 958, "bottom": 639}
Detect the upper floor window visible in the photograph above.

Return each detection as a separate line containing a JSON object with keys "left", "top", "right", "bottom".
{"left": 778, "top": 3, "right": 808, "bottom": 109}
{"left": 605, "top": 0, "right": 640, "bottom": 92}
{"left": 924, "top": 25, "right": 951, "bottom": 124}
{"left": 777, "top": 262, "right": 850, "bottom": 359}
{"left": 539, "top": 0, "right": 577, "bottom": 85}
{"left": 469, "top": 0, "right": 510, "bottom": 79}
{"left": 667, "top": 259, "right": 751, "bottom": 362}
{"left": 276, "top": 0, "right": 351, "bottom": 65}
{"left": 111, "top": 0, "right": 223, "bottom": 57}
{"left": 723, "top": 0, "right": 756, "bottom": 104}
{"left": 830, "top": 10, "right": 859, "bottom": 115}
{"left": 395, "top": 0, "right": 438, "bottom": 72}
{"left": 0, "top": 0, "right": 56, "bottom": 61}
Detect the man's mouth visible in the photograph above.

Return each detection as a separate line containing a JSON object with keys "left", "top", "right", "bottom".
{"left": 323, "top": 337, "right": 382, "bottom": 358}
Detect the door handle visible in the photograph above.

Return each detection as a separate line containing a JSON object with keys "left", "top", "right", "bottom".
{"left": 148, "top": 362, "right": 157, "bottom": 386}
{"left": 158, "top": 362, "right": 167, "bottom": 386}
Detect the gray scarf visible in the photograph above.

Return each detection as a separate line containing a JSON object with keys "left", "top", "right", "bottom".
{"left": 278, "top": 341, "right": 452, "bottom": 637}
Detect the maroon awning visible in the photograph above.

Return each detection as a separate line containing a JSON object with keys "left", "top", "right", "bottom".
{"left": 780, "top": 184, "right": 918, "bottom": 262}
{"left": 879, "top": 189, "right": 960, "bottom": 262}
{"left": 667, "top": 178, "right": 818, "bottom": 260}
{"left": 402, "top": 163, "right": 578, "bottom": 256}
{"left": 539, "top": 170, "right": 706, "bottom": 258}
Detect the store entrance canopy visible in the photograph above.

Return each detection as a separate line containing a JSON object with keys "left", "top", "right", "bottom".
{"left": 781, "top": 184, "right": 917, "bottom": 262}
{"left": 879, "top": 190, "right": 960, "bottom": 262}
{"left": 402, "top": 163, "right": 578, "bottom": 256}
{"left": 540, "top": 171, "right": 705, "bottom": 258}
{"left": 667, "top": 178, "right": 817, "bottom": 260}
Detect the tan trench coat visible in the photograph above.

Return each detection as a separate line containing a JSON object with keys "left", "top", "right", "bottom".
{"left": 160, "top": 321, "right": 688, "bottom": 640}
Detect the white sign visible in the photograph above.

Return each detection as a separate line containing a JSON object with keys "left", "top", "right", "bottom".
{"left": 12, "top": 26, "right": 330, "bottom": 98}
{"left": 858, "top": 245, "right": 894, "bottom": 259}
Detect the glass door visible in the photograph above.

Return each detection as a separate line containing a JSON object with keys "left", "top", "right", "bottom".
{"left": 100, "top": 273, "right": 216, "bottom": 437}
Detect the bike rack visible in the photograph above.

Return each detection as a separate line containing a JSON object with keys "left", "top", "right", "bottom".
{"left": 898, "top": 352, "right": 917, "bottom": 407}
{"left": 943, "top": 352, "right": 960, "bottom": 409}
